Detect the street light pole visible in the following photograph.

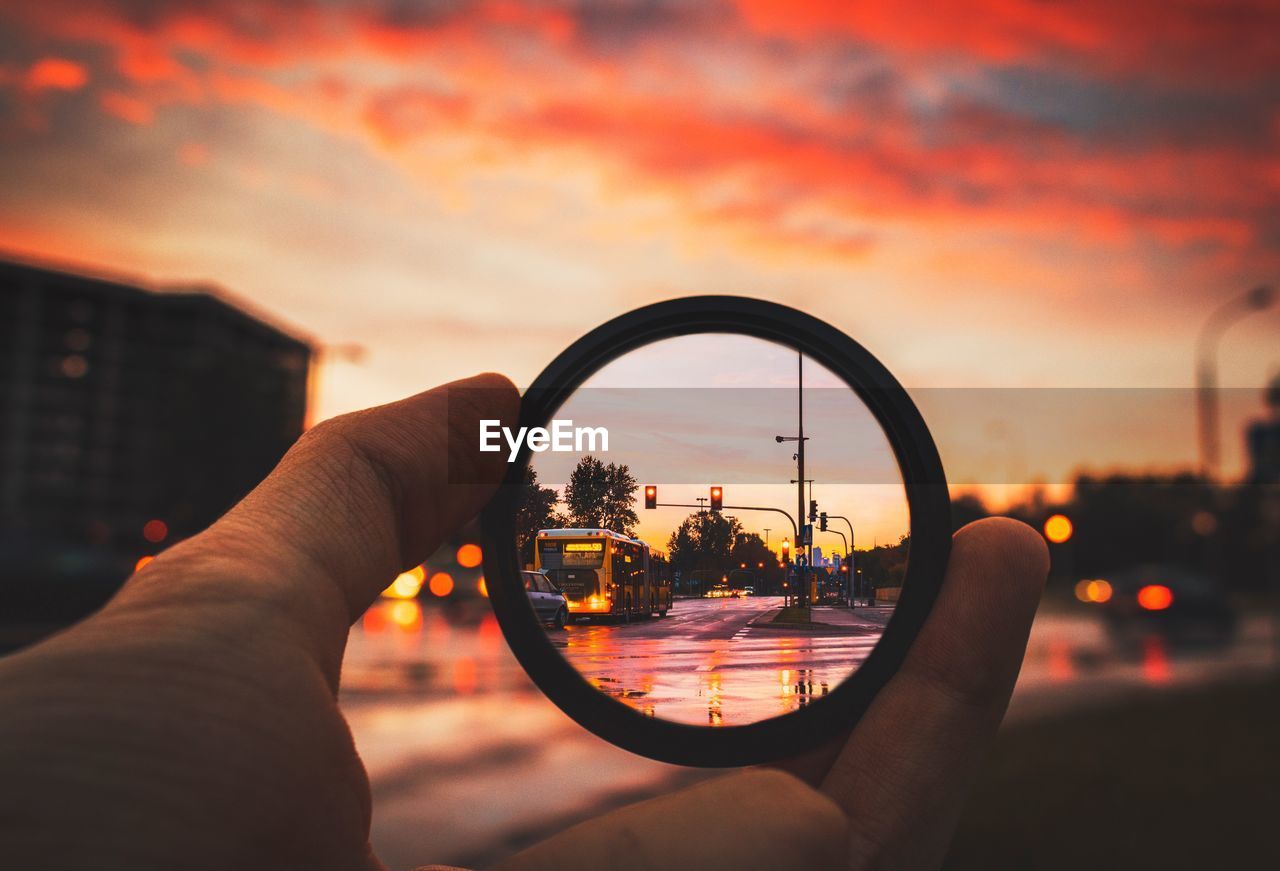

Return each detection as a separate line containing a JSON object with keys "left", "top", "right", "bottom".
{"left": 775, "top": 353, "right": 811, "bottom": 608}
{"left": 1196, "top": 285, "right": 1274, "bottom": 480}
{"left": 796, "top": 352, "right": 806, "bottom": 607}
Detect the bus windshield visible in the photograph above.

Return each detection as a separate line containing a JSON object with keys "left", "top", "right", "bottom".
{"left": 539, "top": 539, "right": 605, "bottom": 569}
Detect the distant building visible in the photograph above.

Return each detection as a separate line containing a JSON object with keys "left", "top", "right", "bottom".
{"left": 811, "top": 545, "right": 823, "bottom": 566}
{"left": 1245, "top": 376, "right": 1280, "bottom": 485}
{"left": 1, "top": 259, "right": 311, "bottom": 561}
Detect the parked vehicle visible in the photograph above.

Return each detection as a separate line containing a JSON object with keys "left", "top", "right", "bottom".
{"left": 521, "top": 570, "right": 568, "bottom": 629}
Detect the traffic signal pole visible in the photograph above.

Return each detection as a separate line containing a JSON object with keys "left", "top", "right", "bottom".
{"left": 825, "top": 514, "right": 859, "bottom": 604}
{"left": 649, "top": 503, "right": 798, "bottom": 545}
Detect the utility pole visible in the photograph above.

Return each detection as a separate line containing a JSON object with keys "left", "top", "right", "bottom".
{"left": 797, "top": 352, "right": 806, "bottom": 607}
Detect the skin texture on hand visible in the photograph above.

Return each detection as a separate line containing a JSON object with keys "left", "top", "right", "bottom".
{"left": 0, "top": 373, "right": 1048, "bottom": 871}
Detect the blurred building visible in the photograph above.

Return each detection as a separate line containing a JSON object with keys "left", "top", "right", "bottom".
{"left": 1245, "top": 376, "right": 1280, "bottom": 485}
{"left": 0, "top": 259, "right": 311, "bottom": 563}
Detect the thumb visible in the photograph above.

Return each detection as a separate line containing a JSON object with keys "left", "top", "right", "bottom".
{"left": 113, "top": 372, "right": 519, "bottom": 678}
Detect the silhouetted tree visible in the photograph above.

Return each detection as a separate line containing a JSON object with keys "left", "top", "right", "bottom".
{"left": 667, "top": 511, "right": 743, "bottom": 580}
{"left": 515, "top": 466, "right": 559, "bottom": 565}
{"left": 563, "top": 455, "right": 639, "bottom": 535}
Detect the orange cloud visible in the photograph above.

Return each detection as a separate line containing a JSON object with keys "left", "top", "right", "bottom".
{"left": 177, "top": 141, "right": 209, "bottom": 166}
{"left": 100, "top": 90, "right": 155, "bottom": 125}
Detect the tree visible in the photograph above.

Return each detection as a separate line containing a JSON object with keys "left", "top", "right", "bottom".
{"left": 515, "top": 466, "right": 560, "bottom": 566}
{"left": 563, "top": 455, "right": 639, "bottom": 535}
{"left": 667, "top": 511, "right": 743, "bottom": 585}
{"left": 730, "top": 532, "right": 773, "bottom": 571}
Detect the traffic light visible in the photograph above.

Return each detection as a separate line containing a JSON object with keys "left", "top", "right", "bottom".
{"left": 819, "top": 511, "right": 828, "bottom": 531}
{"left": 644, "top": 485, "right": 657, "bottom": 510}
{"left": 780, "top": 538, "right": 791, "bottom": 564}
{"left": 809, "top": 499, "right": 818, "bottom": 522}
{"left": 710, "top": 485, "right": 723, "bottom": 512}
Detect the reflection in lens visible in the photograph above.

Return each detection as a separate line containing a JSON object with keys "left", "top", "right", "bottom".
{"left": 517, "top": 334, "right": 908, "bottom": 727}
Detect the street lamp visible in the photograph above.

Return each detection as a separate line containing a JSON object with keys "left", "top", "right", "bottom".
{"left": 1197, "top": 285, "right": 1274, "bottom": 479}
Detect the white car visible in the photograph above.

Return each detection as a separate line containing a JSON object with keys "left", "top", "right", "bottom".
{"left": 522, "top": 570, "right": 568, "bottom": 629}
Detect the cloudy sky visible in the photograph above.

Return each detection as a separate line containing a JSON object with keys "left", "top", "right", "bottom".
{"left": 2, "top": 0, "right": 1277, "bottom": 488}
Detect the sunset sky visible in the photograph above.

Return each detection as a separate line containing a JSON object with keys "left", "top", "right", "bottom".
{"left": 2, "top": 0, "right": 1277, "bottom": 492}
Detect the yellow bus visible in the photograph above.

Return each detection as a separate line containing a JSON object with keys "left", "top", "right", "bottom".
{"left": 535, "top": 528, "right": 672, "bottom": 622}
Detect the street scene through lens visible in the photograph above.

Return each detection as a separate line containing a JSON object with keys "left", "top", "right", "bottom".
{"left": 520, "top": 334, "right": 909, "bottom": 726}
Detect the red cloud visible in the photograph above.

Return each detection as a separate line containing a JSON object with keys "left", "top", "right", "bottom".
{"left": 732, "top": 0, "right": 1280, "bottom": 83}
{"left": 23, "top": 57, "right": 89, "bottom": 92}
{"left": 0, "top": 0, "right": 1275, "bottom": 265}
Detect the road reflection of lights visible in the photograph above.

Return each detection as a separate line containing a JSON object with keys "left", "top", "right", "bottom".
{"left": 478, "top": 612, "right": 501, "bottom": 642}
{"left": 453, "top": 657, "right": 478, "bottom": 694}
{"left": 1142, "top": 634, "right": 1171, "bottom": 683}
{"left": 1048, "top": 638, "right": 1076, "bottom": 682}
{"left": 707, "top": 671, "right": 723, "bottom": 727}
{"left": 389, "top": 600, "right": 423, "bottom": 633}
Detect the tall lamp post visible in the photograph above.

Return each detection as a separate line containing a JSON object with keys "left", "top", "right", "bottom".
{"left": 1197, "top": 285, "right": 1274, "bottom": 480}
{"left": 775, "top": 352, "right": 810, "bottom": 607}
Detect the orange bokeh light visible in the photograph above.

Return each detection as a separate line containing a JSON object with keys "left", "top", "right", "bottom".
{"left": 142, "top": 519, "right": 168, "bottom": 543}
{"left": 134, "top": 555, "right": 153, "bottom": 572}
{"left": 456, "top": 543, "right": 483, "bottom": 568}
{"left": 477, "top": 576, "right": 488, "bottom": 597}
{"left": 1074, "top": 578, "right": 1113, "bottom": 604}
{"left": 429, "top": 572, "right": 455, "bottom": 597}
{"left": 1043, "top": 514, "right": 1073, "bottom": 544}
{"left": 1137, "top": 584, "right": 1174, "bottom": 611}
{"left": 382, "top": 564, "right": 425, "bottom": 599}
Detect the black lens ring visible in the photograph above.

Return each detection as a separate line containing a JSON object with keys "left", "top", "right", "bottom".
{"left": 480, "top": 296, "right": 950, "bottom": 767}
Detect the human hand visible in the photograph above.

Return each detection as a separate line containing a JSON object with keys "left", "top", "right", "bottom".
{"left": 0, "top": 373, "right": 1047, "bottom": 871}
{"left": 0, "top": 373, "right": 517, "bottom": 869}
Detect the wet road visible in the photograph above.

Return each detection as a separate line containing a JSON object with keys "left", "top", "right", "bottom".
{"left": 551, "top": 596, "right": 893, "bottom": 726}
{"left": 339, "top": 598, "right": 1277, "bottom": 869}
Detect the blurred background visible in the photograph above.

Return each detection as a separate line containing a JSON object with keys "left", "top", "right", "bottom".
{"left": 1, "top": 2, "right": 1277, "bottom": 868}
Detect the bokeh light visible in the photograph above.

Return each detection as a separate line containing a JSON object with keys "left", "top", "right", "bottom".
{"left": 1074, "top": 579, "right": 1113, "bottom": 604}
{"left": 382, "top": 565, "right": 425, "bottom": 599}
{"left": 456, "top": 543, "right": 483, "bottom": 568}
{"left": 1043, "top": 514, "right": 1073, "bottom": 544}
{"left": 142, "top": 519, "right": 168, "bottom": 543}
{"left": 429, "top": 572, "right": 455, "bottom": 597}
{"left": 1137, "top": 584, "right": 1174, "bottom": 611}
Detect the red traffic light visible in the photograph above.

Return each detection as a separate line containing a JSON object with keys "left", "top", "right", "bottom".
{"left": 709, "top": 485, "right": 723, "bottom": 511}
{"left": 644, "top": 485, "right": 657, "bottom": 510}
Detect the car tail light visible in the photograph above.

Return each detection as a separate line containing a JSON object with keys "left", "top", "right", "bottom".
{"left": 1137, "top": 584, "right": 1174, "bottom": 611}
